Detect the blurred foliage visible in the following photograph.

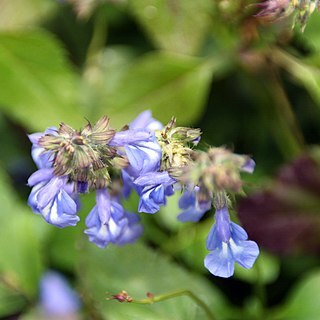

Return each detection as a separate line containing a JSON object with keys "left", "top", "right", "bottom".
{"left": 1, "top": 0, "right": 320, "bottom": 319}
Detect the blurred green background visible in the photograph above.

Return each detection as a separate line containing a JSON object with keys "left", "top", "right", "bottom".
{"left": 1, "top": 0, "right": 320, "bottom": 319}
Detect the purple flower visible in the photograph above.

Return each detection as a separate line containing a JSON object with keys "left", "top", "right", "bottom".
{"left": 111, "top": 129, "right": 162, "bottom": 177}
{"left": 28, "top": 127, "right": 56, "bottom": 169}
{"left": 204, "top": 206, "right": 259, "bottom": 278}
{"left": 84, "top": 189, "right": 142, "bottom": 248}
{"left": 28, "top": 168, "right": 80, "bottom": 228}
{"left": 134, "top": 172, "right": 176, "bottom": 214}
{"left": 110, "top": 111, "right": 163, "bottom": 198}
{"left": 40, "top": 271, "right": 80, "bottom": 317}
{"left": 242, "top": 158, "right": 256, "bottom": 173}
{"left": 116, "top": 209, "right": 144, "bottom": 245}
{"left": 177, "top": 186, "right": 212, "bottom": 222}
{"left": 130, "top": 110, "right": 163, "bottom": 131}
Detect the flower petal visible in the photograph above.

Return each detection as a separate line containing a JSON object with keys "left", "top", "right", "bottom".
{"left": 230, "top": 239, "right": 260, "bottom": 269}
{"left": 204, "top": 243, "right": 235, "bottom": 278}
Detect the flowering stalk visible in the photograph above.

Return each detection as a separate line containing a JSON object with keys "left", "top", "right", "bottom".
{"left": 108, "top": 289, "right": 216, "bottom": 320}
{"left": 27, "top": 110, "right": 259, "bottom": 277}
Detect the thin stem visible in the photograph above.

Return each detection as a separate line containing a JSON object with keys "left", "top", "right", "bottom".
{"left": 86, "top": 9, "right": 108, "bottom": 62}
{"left": 253, "top": 262, "right": 266, "bottom": 309}
{"left": 269, "top": 68, "right": 305, "bottom": 149}
{"left": 131, "top": 289, "right": 216, "bottom": 320}
{"left": 266, "top": 50, "right": 305, "bottom": 158}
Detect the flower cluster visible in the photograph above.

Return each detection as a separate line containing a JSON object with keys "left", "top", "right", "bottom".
{"left": 255, "top": 0, "right": 320, "bottom": 31}
{"left": 27, "top": 111, "right": 259, "bottom": 277}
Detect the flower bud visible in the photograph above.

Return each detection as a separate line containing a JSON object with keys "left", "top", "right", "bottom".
{"left": 38, "top": 116, "right": 119, "bottom": 192}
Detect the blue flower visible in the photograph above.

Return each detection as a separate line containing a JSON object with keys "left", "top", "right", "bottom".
{"left": 177, "top": 186, "right": 212, "bottom": 222}
{"left": 84, "top": 189, "right": 142, "bottom": 248}
{"left": 204, "top": 206, "right": 259, "bottom": 278}
{"left": 130, "top": 110, "right": 163, "bottom": 131}
{"left": 28, "top": 127, "right": 56, "bottom": 169}
{"left": 116, "top": 208, "right": 144, "bottom": 245}
{"left": 134, "top": 172, "right": 175, "bottom": 214}
{"left": 28, "top": 168, "right": 80, "bottom": 228}
{"left": 40, "top": 271, "right": 80, "bottom": 316}
{"left": 111, "top": 129, "right": 162, "bottom": 177}
{"left": 110, "top": 113, "right": 163, "bottom": 198}
{"left": 242, "top": 158, "right": 256, "bottom": 173}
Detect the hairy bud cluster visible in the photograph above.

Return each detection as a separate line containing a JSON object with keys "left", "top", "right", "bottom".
{"left": 256, "top": 0, "right": 320, "bottom": 31}
{"left": 39, "top": 116, "right": 128, "bottom": 192}
{"left": 155, "top": 117, "right": 201, "bottom": 171}
{"left": 293, "top": 0, "right": 320, "bottom": 30}
{"left": 178, "top": 147, "right": 253, "bottom": 194}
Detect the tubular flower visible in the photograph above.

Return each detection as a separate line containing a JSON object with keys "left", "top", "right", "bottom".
{"left": 28, "top": 127, "right": 57, "bottom": 169}
{"left": 113, "top": 111, "right": 163, "bottom": 198}
{"left": 84, "top": 188, "right": 142, "bottom": 247}
{"left": 204, "top": 206, "right": 259, "bottom": 278}
{"left": 28, "top": 168, "right": 80, "bottom": 228}
{"left": 129, "top": 110, "right": 163, "bottom": 131}
{"left": 111, "top": 129, "right": 162, "bottom": 178}
{"left": 134, "top": 172, "right": 175, "bottom": 214}
{"left": 177, "top": 186, "right": 212, "bottom": 222}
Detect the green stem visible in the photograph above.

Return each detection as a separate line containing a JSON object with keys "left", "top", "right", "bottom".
{"left": 266, "top": 51, "right": 305, "bottom": 158}
{"left": 132, "top": 289, "right": 216, "bottom": 320}
{"left": 86, "top": 9, "right": 108, "bottom": 62}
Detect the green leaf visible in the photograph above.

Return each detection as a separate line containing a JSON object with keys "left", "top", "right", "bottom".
{"left": 128, "top": 0, "right": 214, "bottom": 55}
{"left": 0, "top": 282, "right": 27, "bottom": 317}
{"left": 270, "top": 270, "right": 320, "bottom": 319}
{"left": 85, "top": 50, "right": 224, "bottom": 127}
{"left": 0, "top": 30, "right": 85, "bottom": 130}
{"left": 0, "top": 0, "right": 56, "bottom": 31}
{"left": 78, "top": 242, "right": 233, "bottom": 320}
{"left": 0, "top": 166, "right": 45, "bottom": 300}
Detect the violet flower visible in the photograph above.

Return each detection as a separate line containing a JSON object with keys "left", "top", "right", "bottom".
{"left": 40, "top": 271, "right": 80, "bottom": 317}
{"left": 84, "top": 188, "right": 142, "bottom": 247}
{"left": 28, "top": 127, "right": 56, "bottom": 169}
{"left": 177, "top": 186, "right": 212, "bottom": 222}
{"left": 204, "top": 206, "right": 259, "bottom": 278}
{"left": 28, "top": 168, "right": 80, "bottom": 228}
{"left": 134, "top": 172, "right": 175, "bottom": 214}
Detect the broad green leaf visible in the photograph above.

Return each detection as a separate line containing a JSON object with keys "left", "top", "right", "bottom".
{"left": 0, "top": 31, "right": 85, "bottom": 130}
{"left": 0, "top": 167, "right": 45, "bottom": 300}
{"left": 78, "top": 242, "right": 233, "bottom": 320}
{"left": 128, "top": 0, "right": 214, "bottom": 55}
{"left": 270, "top": 270, "right": 320, "bottom": 319}
{"left": 0, "top": 0, "right": 56, "bottom": 31}
{"left": 85, "top": 50, "right": 224, "bottom": 127}
{"left": 274, "top": 49, "right": 320, "bottom": 106}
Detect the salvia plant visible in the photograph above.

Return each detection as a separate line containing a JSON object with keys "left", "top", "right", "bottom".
{"left": 28, "top": 110, "right": 259, "bottom": 278}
